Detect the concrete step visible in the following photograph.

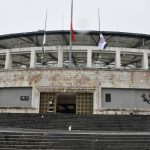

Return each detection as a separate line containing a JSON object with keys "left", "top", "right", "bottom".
{"left": 0, "top": 113, "right": 150, "bottom": 131}
{"left": 1, "top": 131, "right": 150, "bottom": 149}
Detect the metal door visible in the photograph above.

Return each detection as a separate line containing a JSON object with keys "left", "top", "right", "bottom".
{"left": 40, "top": 93, "right": 57, "bottom": 113}
{"left": 76, "top": 93, "right": 93, "bottom": 114}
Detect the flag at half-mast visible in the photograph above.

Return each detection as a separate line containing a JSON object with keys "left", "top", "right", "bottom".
{"left": 98, "top": 33, "right": 107, "bottom": 49}
{"left": 43, "top": 10, "right": 48, "bottom": 46}
{"left": 70, "top": 0, "right": 75, "bottom": 41}
{"left": 43, "top": 33, "right": 46, "bottom": 45}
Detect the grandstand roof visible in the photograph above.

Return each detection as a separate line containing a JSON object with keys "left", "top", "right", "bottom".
{"left": 0, "top": 30, "right": 150, "bottom": 49}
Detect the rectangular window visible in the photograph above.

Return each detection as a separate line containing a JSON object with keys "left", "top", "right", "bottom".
{"left": 20, "top": 96, "right": 29, "bottom": 101}
{"left": 105, "top": 94, "right": 111, "bottom": 102}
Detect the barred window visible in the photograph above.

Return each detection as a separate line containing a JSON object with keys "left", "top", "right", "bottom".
{"left": 105, "top": 94, "right": 111, "bottom": 102}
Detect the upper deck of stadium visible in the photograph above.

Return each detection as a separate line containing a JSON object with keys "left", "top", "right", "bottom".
{"left": 0, "top": 30, "right": 150, "bottom": 49}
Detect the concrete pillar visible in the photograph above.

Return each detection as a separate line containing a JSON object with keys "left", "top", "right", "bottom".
{"left": 142, "top": 52, "right": 148, "bottom": 70}
{"left": 31, "top": 87, "right": 40, "bottom": 113}
{"left": 58, "top": 46, "right": 63, "bottom": 67}
{"left": 115, "top": 50, "right": 121, "bottom": 68}
{"left": 93, "top": 86, "right": 101, "bottom": 114}
{"left": 30, "top": 49, "right": 37, "bottom": 68}
{"left": 93, "top": 91, "right": 98, "bottom": 114}
{"left": 87, "top": 48, "right": 92, "bottom": 68}
{"left": 5, "top": 50, "right": 12, "bottom": 69}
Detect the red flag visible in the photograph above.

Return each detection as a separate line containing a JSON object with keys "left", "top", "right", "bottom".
{"left": 70, "top": 0, "right": 75, "bottom": 42}
{"left": 71, "top": 22, "right": 75, "bottom": 41}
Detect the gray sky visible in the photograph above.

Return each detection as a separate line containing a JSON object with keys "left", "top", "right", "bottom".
{"left": 0, "top": 0, "right": 149, "bottom": 35}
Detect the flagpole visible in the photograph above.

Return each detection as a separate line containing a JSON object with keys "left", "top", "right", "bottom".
{"left": 98, "top": 8, "right": 102, "bottom": 68}
{"left": 69, "top": 0, "right": 73, "bottom": 67}
{"left": 41, "top": 10, "right": 48, "bottom": 66}
{"left": 98, "top": 8, "right": 101, "bottom": 32}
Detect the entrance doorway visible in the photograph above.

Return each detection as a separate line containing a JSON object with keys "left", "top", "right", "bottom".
{"left": 56, "top": 93, "right": 76, "bottom": 113}
{"left": 40, "top": 92, "right": 93, "bottom": 114}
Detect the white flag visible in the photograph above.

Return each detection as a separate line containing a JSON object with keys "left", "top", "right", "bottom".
{"left": 43, "top": 33, "right": 46, "bottom": 45}
{"left": 42, "top": 10, "right": 48, "bottom": 46}
{"left": 98, "top": 34, "right": 107, "bottom": 49}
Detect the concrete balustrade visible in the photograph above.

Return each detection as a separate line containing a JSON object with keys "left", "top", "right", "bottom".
{"left": 0, "top": 46, "right": 149, "bottom": 70}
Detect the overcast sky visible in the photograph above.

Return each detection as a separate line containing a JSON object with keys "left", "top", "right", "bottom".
{"left": 0, "top": 0, "right": 149, "bottom": 35}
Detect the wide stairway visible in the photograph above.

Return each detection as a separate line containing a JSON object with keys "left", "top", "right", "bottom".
{"left": 0, "top": 113, "right": 150, "bottom": 149}
{"left": 0, "top": 113, "right": 150, "bottom": 131}
{"left": 0, "top": 131, "right": 150, "bottom": 150}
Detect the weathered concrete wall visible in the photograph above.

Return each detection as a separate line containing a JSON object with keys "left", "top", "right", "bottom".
{"left": 0, "top": 68, "right": 149, "bottom": 114}
{"left": 0, "top": 107, "right": 36, "bottom": 113}
{"left": 102, "top": 88, "right": 150, "bottom": 109}
{"left": 0, "top": 87, "right": 32, "bottom": 107}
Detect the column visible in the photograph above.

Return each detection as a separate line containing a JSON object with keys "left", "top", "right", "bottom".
{"left": 115, "top": 50, "right": 121, "bottom": 68}
{"left": 142, "top": 52, "right": 148, "bottom": 70}
{"left": 31, "top": 86, "right": 40, "bottom": 113}
{"left": 30, "top": 49, "right": 37, "bottom": 68}
{"left": 87, "top": 48, "right": 92, "bottom": 68}
{"left": 5, "top": 50, "right": 12, "bottom": 69}
{"left": 58, "top": 46, "right": 63, "bottom": 67}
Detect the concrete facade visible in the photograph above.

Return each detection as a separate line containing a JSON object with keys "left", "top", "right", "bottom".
{"left": 0, "top": 68, "right": 149, "bottom": 114}
{"left": 0, "top": 46, "right": 149, "bottom": 114}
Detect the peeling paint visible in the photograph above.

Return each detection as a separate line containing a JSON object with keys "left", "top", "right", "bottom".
{"left": 29, "top": 74, "right": 42, "bottom": 85}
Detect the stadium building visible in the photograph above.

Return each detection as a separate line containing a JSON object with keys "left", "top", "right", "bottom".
{"left": 0, "top": 30, "right": 150, "bottom": 115}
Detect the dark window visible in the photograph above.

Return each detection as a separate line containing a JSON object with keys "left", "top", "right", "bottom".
{"left": 20, "top": 96, "right": 29, "bottom": 101}
{"left": 105, "top": 94, "right": 111, "bottom": 102}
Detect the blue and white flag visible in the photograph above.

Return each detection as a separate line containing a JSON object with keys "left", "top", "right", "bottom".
{"left": 98, "top": 34, "right": 107, "bottom": 49}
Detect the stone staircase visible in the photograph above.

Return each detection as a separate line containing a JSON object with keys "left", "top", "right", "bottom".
{"left": 0, "top": 113, "right": 150, "bottom": 149}
{"left": 0, "top": 113, "right": 150, "bottom": 131}
{"left": 0, "top": 131, "right": 150, "bottom": 150}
